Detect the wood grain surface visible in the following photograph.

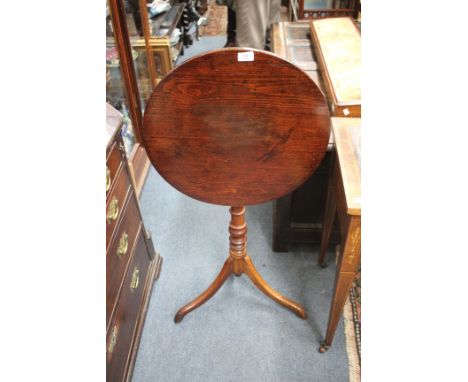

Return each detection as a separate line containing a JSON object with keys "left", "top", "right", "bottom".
{"left": 310, "top": 17, "right": 361, "bottom": 107}
{"left": 142, "top": 48, "right": 331, "bottom": 206}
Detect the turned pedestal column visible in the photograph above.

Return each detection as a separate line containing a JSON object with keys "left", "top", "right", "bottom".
{"left": 174, "top": 206, "right": 307, "bottom": 322}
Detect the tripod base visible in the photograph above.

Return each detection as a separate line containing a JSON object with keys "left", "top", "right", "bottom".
{"left": 175, "top": 206, "right": 307, "bottom": 323}
{"left": 174, "top": 254, "right": 307, "bottom": 323}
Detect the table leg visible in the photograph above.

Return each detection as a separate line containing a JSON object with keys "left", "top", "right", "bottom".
{"left": 174, "top": 257, "right": 233, "bottom": 323}
{"left": 244, "top": 256, "right": 307, "bottom": 319}
{"left": 318, "top": 179, "right": 337, "bottom": 267}
{"left": 318, "top": 151, "right": 337, "bottom": 267}
{"left": 319, "top": 216, "right": 360, "bottom": 353}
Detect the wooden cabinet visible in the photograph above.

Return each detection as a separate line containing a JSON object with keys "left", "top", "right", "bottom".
{"left": 273, "top": 152, "right": 338, "bottom": 251}
{"left": 106, "top": 103, "right": 162, "bottom": 382}
{"left": 107, "top": 0, "right": 153, "bottom": 198}
{"left": 271, "top": 19, "right": 360, "bottom": 251}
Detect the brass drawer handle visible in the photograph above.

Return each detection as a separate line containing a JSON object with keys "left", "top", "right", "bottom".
{"left": 106, "top": 167, "right": 111, "bottom": 192}
{"left": 107, "top": 198, "right": 119, "bottom": 223}
{"left": 108, "top": 325, "right": 118, "bottom": 354}
{"left": 130, "top": 267, "right": 139, "bottom": 292}
{"left": 117, "top": 232, "right": 128, "bottom": 257}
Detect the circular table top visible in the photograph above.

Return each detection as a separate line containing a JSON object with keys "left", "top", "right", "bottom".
{"left": 142, "top": 48, "right": 330, "bottom": 206}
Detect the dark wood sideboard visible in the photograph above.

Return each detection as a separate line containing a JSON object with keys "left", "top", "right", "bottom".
{"left": 271, "top": 19, "right": 360, "bottom": 251}
{"left": 106, "top": 103, "right": 163, "bottom": 382}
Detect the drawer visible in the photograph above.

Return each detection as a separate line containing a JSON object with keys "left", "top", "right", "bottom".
{"left": 106, "top": 141, "right": 123, "bottom": 197}
{"left": 106, "top": 165, "right": 132, "bottom": 250}
{"left": 107, "top": 191, "right": 142, "bottom": 323}
{"left": 106, "top": 229, "right": 151, "bottom": 382}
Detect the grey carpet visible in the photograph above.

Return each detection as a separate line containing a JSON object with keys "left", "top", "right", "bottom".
{"left": 176, "top": 35, "right": 227, "bottom": 65}
{"left": 132, "top": 169, "right": 349, "bottom": 382}
{"left": 132, "top": 35, "right": 349, "bottom": 382}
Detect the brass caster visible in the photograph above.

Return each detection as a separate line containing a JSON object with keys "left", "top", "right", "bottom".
{"left": 319, "top": 261, "right": 328, "bottom": 268}
{"left": 319, "top": 343, "right": 329, "bottom": 353}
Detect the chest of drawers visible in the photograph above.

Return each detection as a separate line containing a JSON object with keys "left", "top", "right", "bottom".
{"left": 106, "top": 103, "right": 163, "bottom": 382}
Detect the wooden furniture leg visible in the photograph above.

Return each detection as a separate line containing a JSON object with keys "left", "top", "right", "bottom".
{"left": 244, "top": 256, "right": 307, "bottom": 318}
{"left": 318, "top": 153, "right": 337, "bottom": 267}
{"left": 174, "top": 258, "right": 233, "bottom": 323}
{"left": 319, "top": 216, "right": 360, "bottom": 353}
{"left": 318, "top": 180, "right": 337, "bottom": 267}
{"left": 174, "top": 206, "right": 307, "bottom": 322}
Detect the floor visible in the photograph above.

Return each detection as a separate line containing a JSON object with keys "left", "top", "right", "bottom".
{"left": 131, "top": 23, "right": 351, "bottom": 382}
{"left": 132, "top": 169, "right": 350, "bottom": 381}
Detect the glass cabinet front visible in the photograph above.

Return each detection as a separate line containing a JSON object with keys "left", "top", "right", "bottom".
{"left": 106, "top": 2, "right": 138, "bottom": 156}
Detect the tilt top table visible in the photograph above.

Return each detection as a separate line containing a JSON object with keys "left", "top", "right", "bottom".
{"left": 142, "top": 48, "right": 331, "bottom": 323}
